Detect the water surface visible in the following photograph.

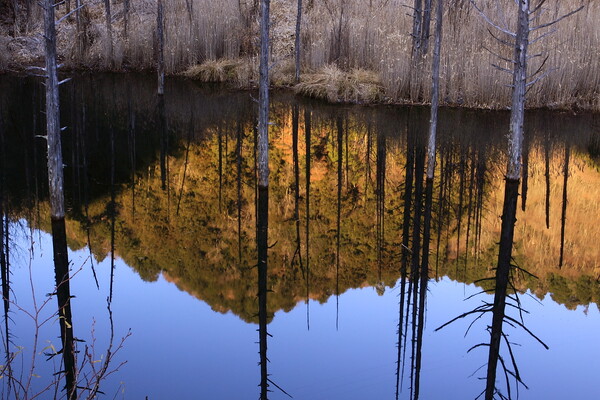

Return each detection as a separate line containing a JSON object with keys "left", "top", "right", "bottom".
{"left": 0, "top": 74, "right": 599, "bottom": 399}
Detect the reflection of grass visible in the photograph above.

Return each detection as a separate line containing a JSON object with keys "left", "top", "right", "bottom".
{"left": 517, "top": 147, "right": 600, "bottom": 273}
{"left": 13, "top": 105, "right": 600, "bottom": 318}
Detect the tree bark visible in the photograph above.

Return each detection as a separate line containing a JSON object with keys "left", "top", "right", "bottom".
{"left": 103, "top": 0, "right": 114, "bottom": 68}
{"left": 506, "top": 0, "right": 529, "bottom": 181}
{"left": 43, "top": 2, "right": 77, "bottom": 398}
{"left": 257, "top": 0, "right": 271, "bottom": 398}
{"left": 294, "top": 0, "right": 303, "bottom": 83}
{"left": 426, "top": 0, "right": 443, "bottom": 180}
{"left": 486, "top": 1, "right": 529, "bottom": 398}
{"left": 157, "top": 0, "right": 165, "bottom": 95}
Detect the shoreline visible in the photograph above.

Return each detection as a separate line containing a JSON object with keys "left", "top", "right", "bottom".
{"left": 1, "top": 61, "right": 597, "bottom": 115}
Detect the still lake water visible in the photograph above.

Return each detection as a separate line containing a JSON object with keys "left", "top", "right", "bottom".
{"left": 0, "top": 73, "right": 599, "bottom": 399}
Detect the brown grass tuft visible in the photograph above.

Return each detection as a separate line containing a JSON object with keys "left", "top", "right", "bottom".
{"left": 294, "top": 64, "right": 384, "bottom": 104}
{"left": 182, "top": 58, "right": 257, "bottom": 88}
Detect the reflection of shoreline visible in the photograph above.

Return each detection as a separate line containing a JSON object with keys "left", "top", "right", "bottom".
{"left": 2, "top": 75, "right": 599, "bottom": 317}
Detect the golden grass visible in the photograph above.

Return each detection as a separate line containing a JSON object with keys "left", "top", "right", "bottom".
{"left": 295, "top": 64, "right": 384, "bottom": 103}
{"left": 182, "top": 58, "right": 257, "bottom": 88}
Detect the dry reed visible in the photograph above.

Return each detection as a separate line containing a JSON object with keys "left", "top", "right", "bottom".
{"left": 295, "top": 64, "right": 384, "bottom": 103}
{"left": 1, "top": 0, "right": 598, "bottom": 109}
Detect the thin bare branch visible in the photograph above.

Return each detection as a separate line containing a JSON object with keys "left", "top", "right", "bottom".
{"left": 530, "top": 6, "right": 583, "bottom": 31}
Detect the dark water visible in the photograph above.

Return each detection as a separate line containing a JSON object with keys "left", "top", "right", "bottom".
{"left": 0, "top": 73, "right": 599, "bottom": 399}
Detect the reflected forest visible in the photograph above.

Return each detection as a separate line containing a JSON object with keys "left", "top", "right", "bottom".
{"left": 1, "top": 72, "right": 599, "bottom": 399}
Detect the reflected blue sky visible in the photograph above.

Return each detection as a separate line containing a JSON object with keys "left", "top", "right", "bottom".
{"left": 7, "top": 224, "right": 599, "bottom": 399}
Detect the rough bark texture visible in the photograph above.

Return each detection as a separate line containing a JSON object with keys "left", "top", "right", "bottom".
{"left": 507, "top": 0, "right": 529, "bottom": 181}
{"left": 294, "top": 0, "right": 303, "bottom": 83}
{"left": 157, "top": 0, "right": 165, "bottom": 95}
{"left": 258, "top": 0, "right": 270, "bottom": 188}
{"left": 103, "top": 0, "right": 113, "bottom": 67}
{"left": 426, "top": 0, "right": 443, "bottom": 179}
{"left": 44, "top": 0, "right": 64, "bottom": 220}
{"left": 44, "top": 4, "right": 77, "bottom": 397}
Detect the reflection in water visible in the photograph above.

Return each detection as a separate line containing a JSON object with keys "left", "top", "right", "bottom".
{"left": 0, "top": 74, "right": 599, "bottom": 398}
{"left": 559, "top": 144, "right": 570, "bottom": 268}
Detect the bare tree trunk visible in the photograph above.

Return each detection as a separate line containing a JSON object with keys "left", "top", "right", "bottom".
{"left": 257, "top": 0, "right": 271, "bottom": 398}
{"left": 485, "top": 1, "right": 529, "bottom": 398}
{"left": 43, "top": 1, "right": 77, "bottom": 398}
{"left": 124, "top": 0, "right": 130, "bottom": 38}
{"left": 426, "top": 0, "right": 443, "bottom": 180}
{"left": 104, "top": 0, "right": 114, "bottom": 68}
{"left": 411, "top": 0, "right": 423, "bottom": 57}
{"left": 157, "top": 0, "right": 165, "bottom": 95}
{"left": 294, "top": 0, "right": 303, "bottom": 83}
{"left": 421, "top": 0, "right": 432, "bottom": 54}
{"left": 506, "top": 2, "right": 529, "bottom": 181}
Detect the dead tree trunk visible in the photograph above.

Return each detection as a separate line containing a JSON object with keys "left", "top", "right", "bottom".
{"left": 257, "top": 0, "right": 271, "bottom": 398}
{"left": 103, "top": 0, "right": 114, "bottom": 68}
{"left": 485, "top": 1, "right": 529, "bottom": 397}
{"left": 124, "top": 0, "right": 130, "bottom": 38}
{"left": 411, "top": 0, "right": 423, "bottom": 57}
{"left": 426, "top": 0, "right": 443, "bottom": 181}
{"left": 43, "top": 1, "right": 77, "bottom": 398}
{"left": 294, "top": 0, "right": 303, "bottom": 83}
{"left": 157, "top": 0, "right": 165, "bottom": 95}
{"left": 421, "top": 0, "right": 432, "bottom": 54}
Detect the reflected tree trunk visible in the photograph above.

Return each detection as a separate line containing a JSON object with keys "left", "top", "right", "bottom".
{"left": 292, "top": 104, "right": 303, "bottom": 271}
{"left": 0, "top": 109, "right": 10, "bottom": 365}
{"left": 237, "top": 121, "right": 243, "bottom": 264}
{"left": 485, "top": 178, "right": 519, "bottom": 400}
{"left": 544, "top": 131, "right": 551, "bottom": 229}
{"left": 177, "top": 111, "right": 193, "bottom": 216}
{"left": 335, "top": 115, "right": 343, "bottom": 329}
{"left": 559, "top": 144, "right": 570, "bottom": 268}
{"left": 521, "top": 131, "right": 530, "bottom": 211}
{"left": 158, "top": 96, "right": 168, "bottom": 192}
{"left": 397, "top": 115, "right": 415, "bottom": 398}
{"left": 304, "top": 109, "right": 311, "bottom": 330}
{"left": 43, "top": 2, "right": 77, "bottom": 397}
{"left": 219, "top": 125, "right": 223, "bottom": 212}
{"left": 376, "top": 129, "right": 386, "bottom": 282}
{"left": 128, "top": 88, "right": 137, "bottom": 220}
{"left": 109, "top": 121, "right": 116, "bottom": 304}
{"left": 410, "top": 142, "right": 425, "bottom": 400}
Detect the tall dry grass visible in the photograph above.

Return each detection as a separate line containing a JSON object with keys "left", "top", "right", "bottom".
{"left": 2, "top": 0, "right": 598, "bottom": 109}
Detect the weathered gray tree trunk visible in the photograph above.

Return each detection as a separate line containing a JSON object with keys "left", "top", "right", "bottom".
{"left": 485, "top": 1, "right": 529, "bottom": 398}
{"left": 426, "top": 0, "right": 443, "bottom": 180}
{"left": 294, "top": 0, "right": 303, "bottom": 83}
{"left": 411, "top": 0, "right": 423, "bottom": 57}
{"left": 257, "top": 0, "right": 271, "bottom": 398}
{"left": 103, "top": 0, "right": 113, "bottom": 67}
{"left": 43, "top": 1, "right": 77, "bottom": 398}
{"left": 421, "top": 0, "right": 432, "bottom": 55}
{"left": 157, "top": 0, "right": 165, "bottom": 95}
{"left": 124, "top": 0, "right": 130, "bottom": 38}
